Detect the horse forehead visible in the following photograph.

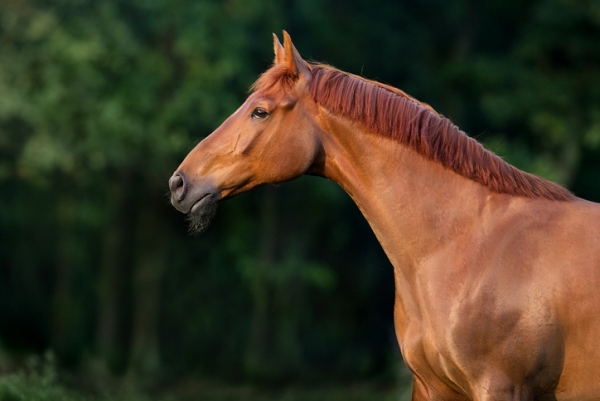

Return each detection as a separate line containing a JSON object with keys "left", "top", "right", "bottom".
{"left": 245, "top": 90, "right": 299, "bottom": 112}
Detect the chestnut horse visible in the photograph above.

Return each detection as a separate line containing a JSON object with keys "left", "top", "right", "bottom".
{"left": 169, "top": 32, "right": 600, "bottom": 400}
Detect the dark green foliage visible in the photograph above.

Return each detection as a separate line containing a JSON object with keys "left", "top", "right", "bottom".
{"left": 0, "top": 0, "right": 599, "bottom": 395}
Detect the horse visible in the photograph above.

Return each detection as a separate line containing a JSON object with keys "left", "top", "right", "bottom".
{"left": 169, "top": 31, "right": 600, "bottom": 401}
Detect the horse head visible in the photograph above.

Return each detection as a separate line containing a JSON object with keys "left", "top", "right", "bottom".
{"left": 169, "top": 32, "right": 322, "bottom": 233}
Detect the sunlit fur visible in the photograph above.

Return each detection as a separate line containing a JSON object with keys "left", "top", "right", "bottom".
{"left": 172, "top": 34, "right": 600, "bottom": 399}
{"left": 253, "top": 63, "right": 574, "bottom": 202}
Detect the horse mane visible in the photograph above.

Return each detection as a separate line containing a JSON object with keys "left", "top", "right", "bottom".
{"left": 253, "top": 63, "right": 575, "bottom": 201}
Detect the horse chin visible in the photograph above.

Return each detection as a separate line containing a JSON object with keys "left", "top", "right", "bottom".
{"left": 186, "top": 201, "right": 218, "bottom": 236}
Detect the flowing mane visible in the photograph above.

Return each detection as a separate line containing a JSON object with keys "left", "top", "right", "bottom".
{"left": 254, "top": 64, "right": 574, "bottom": 201}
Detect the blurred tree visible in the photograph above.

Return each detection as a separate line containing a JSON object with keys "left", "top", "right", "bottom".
{"left": 0, "top": 0, "right": 598, "bottom": 389}
{"left": 446, "top": 0, "right": 600, "bottom": 191}
{"left": 0, "top": 0, "right": 262, "bottom": 375}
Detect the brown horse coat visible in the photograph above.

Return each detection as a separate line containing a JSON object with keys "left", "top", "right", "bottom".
{"left": 170, "top": 32, "right": 600, "bottom": 401}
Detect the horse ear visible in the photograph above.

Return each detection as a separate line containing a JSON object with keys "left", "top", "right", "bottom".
{"left": 282, "top": 30, "right": 310, "bottom": 78}
{"left": 273, "top": 33, "right": 285, "bottom": 64}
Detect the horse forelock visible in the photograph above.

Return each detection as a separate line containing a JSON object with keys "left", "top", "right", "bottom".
{"left": 250, "top": 64, "right": 299, "bottom": 96}
{"left": 249, "top": 62, "right": 574, "bottom": 201}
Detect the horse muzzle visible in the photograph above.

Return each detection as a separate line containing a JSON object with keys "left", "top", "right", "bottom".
{"left": 169, "top": 172, "right": 220, "bottom": 215}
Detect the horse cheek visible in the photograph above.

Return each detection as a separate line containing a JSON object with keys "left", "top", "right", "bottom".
{"left": 260, "top": 127, "right": 315, "bottom": 182}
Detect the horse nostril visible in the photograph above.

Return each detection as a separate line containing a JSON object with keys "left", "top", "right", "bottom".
{"left": 169, "top": 173, "right": 187, "bottom": 202}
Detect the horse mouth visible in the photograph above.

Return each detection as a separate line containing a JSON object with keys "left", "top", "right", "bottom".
{"left": 190, "top": 193, "right": 212, "bottom": 214}
{"left": 187, "top": 192, "right": 219, "bottom": 235}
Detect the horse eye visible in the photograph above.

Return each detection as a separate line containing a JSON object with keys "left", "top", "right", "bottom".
{"left": 251, "top": 108, "right": 269, "bottom": 119}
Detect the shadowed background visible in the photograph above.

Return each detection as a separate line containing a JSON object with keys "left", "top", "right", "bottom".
{"left": 1, "top": 0, "right": 599, "bottom": 399}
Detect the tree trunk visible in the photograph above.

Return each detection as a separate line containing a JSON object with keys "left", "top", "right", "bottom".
{"left": 244, "top": 186, "right": 278, "bottom": 379}
{"left": 126, "top": 191, "right": 167, "bottom": 379}
{"left": 90, "top": 171, "right": 137, "bottom": 376}
{"left": 51, "top": 195, "right": 76, "bottom": 359}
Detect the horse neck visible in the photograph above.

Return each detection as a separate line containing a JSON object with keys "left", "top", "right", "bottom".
{"left": 314, "top": 109, "right": 491, "bottom": 293}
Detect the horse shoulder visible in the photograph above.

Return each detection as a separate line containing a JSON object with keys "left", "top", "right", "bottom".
{"left": 406, "top": 196, "right": 600, "bottom": 399}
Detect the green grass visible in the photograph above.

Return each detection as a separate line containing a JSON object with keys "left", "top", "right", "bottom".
{"left": 165, "top": 380, "right": 411, "bottom": 401}
{"left": 0, "top": 353, "right": 412, "bottom": 401}
{"left": 0, "top": 352, "right": 153, "bottom": 401}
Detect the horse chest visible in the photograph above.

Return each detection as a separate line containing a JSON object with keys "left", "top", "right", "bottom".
{"left": 397, "top": 270, "right": 567, "bottom": 399}
{"left": 398, "top": 318, "right": 472, "bottom": 398}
